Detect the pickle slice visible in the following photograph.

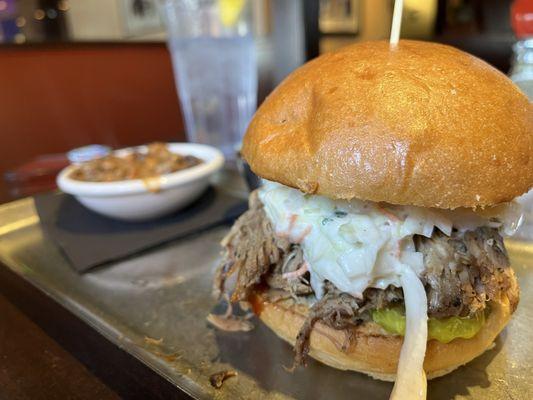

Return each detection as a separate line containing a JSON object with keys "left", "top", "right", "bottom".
{"left": 372, "top": 307, "right": 486, "bottom": 343}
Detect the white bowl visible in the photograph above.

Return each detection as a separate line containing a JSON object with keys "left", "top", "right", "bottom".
{"left": 57, "top": 143, "right": 224, "bottom": 221}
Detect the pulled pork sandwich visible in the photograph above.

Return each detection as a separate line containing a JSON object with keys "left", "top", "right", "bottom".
{"left": 214, "top": 40, "right": 532, "bottom": 399}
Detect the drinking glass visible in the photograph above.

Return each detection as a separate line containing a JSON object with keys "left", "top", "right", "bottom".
{"left": 161, "top": 0, "right": 257, "bottom": 161}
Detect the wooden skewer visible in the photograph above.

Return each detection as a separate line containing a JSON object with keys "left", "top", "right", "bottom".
{"left": 390, "top": 0, "right": 404, "bottom": 47}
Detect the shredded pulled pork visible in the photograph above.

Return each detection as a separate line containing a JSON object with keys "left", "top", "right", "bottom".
{"left": 209, "top": 370, "right": 238, "bottom": 389}
{"left": 215, "top": 191, "right": 517, "bottom": 366}
{"left": 215, "top": 191, "right": 304, "bottom": 302}
{"left": 416, "top": 227, "right": 517, "bottom": 317}
{"left": 207, "top": 295, "right": 255, "bottom": 332}
{"left": 206, "top": 313, "right": 254, "bottom": 332}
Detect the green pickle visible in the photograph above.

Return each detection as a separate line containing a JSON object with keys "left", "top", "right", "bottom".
{"left": 372, "top": 307, "right": 486, "bottom": 343}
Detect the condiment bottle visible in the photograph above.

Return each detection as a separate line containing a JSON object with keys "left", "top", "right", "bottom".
{"left": 510, "top": 0, "right": 533, "bottom": 99}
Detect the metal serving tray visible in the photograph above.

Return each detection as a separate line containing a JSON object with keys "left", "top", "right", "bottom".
{"left": 0, "top": 197, "right": 531, "bottom": 399}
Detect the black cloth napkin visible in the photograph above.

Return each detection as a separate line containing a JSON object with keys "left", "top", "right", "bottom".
{"left": 34, "top": 187, "right": 247, "bottom": 272}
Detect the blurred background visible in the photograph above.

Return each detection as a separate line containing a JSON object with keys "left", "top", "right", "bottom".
{"left": 0, "top": 0, "right": 527, "bottom": 203}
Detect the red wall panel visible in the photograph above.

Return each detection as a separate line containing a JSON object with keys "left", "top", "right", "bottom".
{"left": 0, "top": 42, "right": 185, "bottom": 202}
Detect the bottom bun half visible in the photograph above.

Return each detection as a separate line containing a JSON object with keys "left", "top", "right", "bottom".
{"left": 253, "top": 292, "right": 514, "bottom": 381}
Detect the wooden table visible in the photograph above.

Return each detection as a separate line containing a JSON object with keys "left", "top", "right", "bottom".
{"left": 0, "top": 262, "right": 190, "bottom": 400}
{"left": 0, "top": 292, "right": 119, "bottom": 400}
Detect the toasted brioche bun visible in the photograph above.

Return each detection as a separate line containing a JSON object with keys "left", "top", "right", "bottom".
{"left": 242, "top": 40, "right": 533, "bottom": 209}
{"left": 253, "top": 289, "right": 517, "bottom": 381}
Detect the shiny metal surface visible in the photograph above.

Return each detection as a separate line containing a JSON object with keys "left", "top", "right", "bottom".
{"left": 0, "top": 197, "right": 531, "bottom": 400}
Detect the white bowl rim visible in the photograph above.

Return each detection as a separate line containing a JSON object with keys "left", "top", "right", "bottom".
{"left": 57, "top": 142, "right": 224, "bottom": 197}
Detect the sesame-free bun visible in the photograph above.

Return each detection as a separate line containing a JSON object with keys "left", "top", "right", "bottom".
{"left": 254, "top": 291, "right": 516, "bottom": 381}
{"left": 242, "top": 40, "right": 533, "bottom": 209}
